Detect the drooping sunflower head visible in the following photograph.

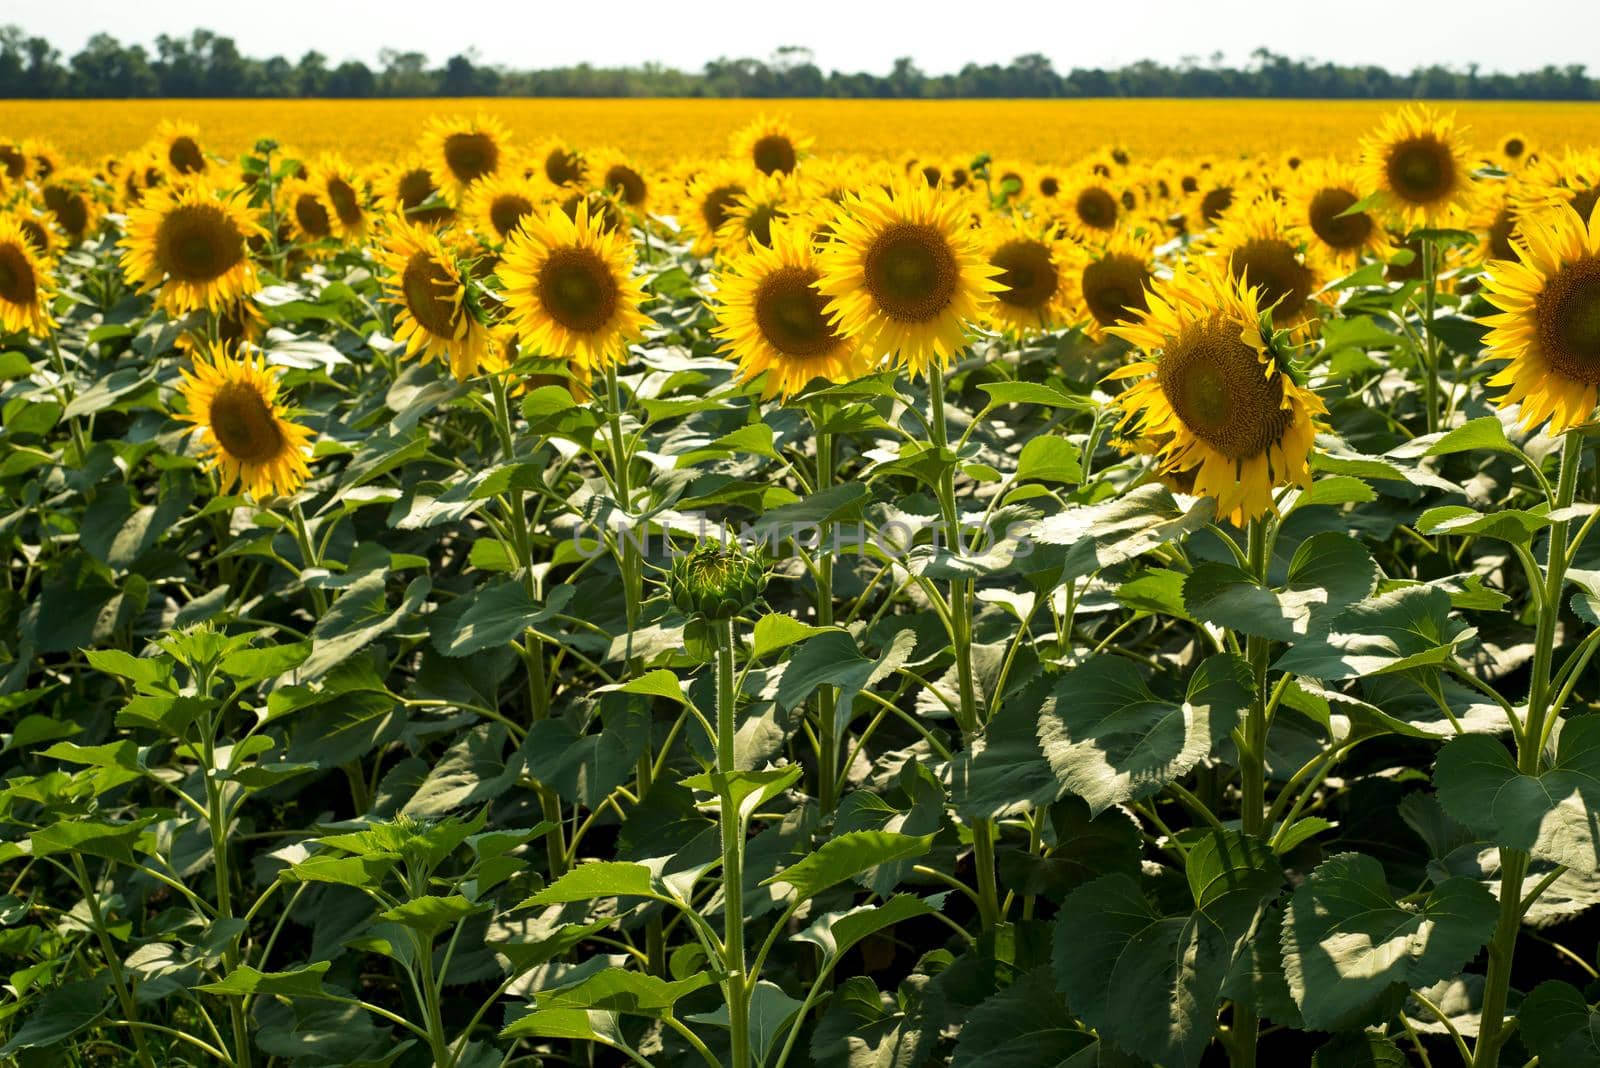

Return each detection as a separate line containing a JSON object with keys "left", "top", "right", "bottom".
{"left": 120, "top": 180, "right": 263, "bottom": 315}
{"left": 0, "top": 213, "right": 57, "bottom": 337}
{"left": 1359, "top": 105, "right": 1479, "bottom": 229}
{"left": 422, "top": 115, "right": 511, "bottom": 200}
{"left": 497, "top": 200, "right": 652, "bottom": 373}
{"left": 1107, "top": 257, "right": 1326, "bottom": 524}
{"left": 1206, "top": 195, "right": 1327, "bottom": 336}
{"left": 175, "top": 341, "right": 313, "bottom": 500}
{"left": 39, "top": 167, "right": 102, "bottom": 246}
{"left": 589, "top": 149, "right": 651, "bottom": 210}
{"left": 712, "top": 218, "right": 873, "bottom": 400}
{"left": 533, "top": 138, "right": 587, "bottom": 189}
{"left": 680, "top": 163, "right": 751, "bottom": 257}
{"left": 151, "top": 121, "right": 209, "bottom": 178}
{"left": 816, "top": 181, "right": 1003, "bottom": 379}
{"left": 1063, "top": 227, "right": 1159, "bottom": 341}
{"left": 1291, "top": 158, "right": 1395, "bottom": 268}
{"left": 463, "top": 171, "right": 542, "bottom": 244}
{"left": 981, "top": 214, "right": 1072, "bottom": 334}
{"left": 1480, "top": 199, "right": 1600, "bottom": 432}
{"left": 376, "top": 156, "right": 456, "bottom": 227}
{"left": 375, "top": 220, "right": 494, "bottom": 382}
{"left": 730, "top": 115, "right": 813, "bottom": 177}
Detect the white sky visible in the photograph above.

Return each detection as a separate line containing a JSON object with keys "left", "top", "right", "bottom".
{"left": 3, "top": 0, "right": 1596, "bottom": 77}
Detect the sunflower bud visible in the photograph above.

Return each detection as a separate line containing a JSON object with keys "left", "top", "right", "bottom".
{"left": 668, "top": 542, "right": 766, "bottom": 621}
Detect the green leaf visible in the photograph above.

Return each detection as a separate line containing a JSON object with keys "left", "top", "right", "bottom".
{"left": 530, "top": 968, "right": 713, "bottom": 1016}
{"left": 977, "top": 381, "right": 1093, "bottom": 410}
{"left": 303, "top": 573, "right": 430, "bottom": 680}
{"left": 1422, "top": 416, "right": 1519, "bottom": 458}
{"left": 794, "top": 893, "right": 939, "bottom": 962}
{"left": 1015, "top": 436, "right": 1082, "bottom": 485}
{"left": 196, "top": 962, "right": 331, "bottom": 997}
{"left": 1271, "top": 586, "right": 1472, "bottom": 679}
{"left": 1519, "top": 981, "right": 1600, "bottom": 1068}
{"left": 0, "top": 975, "right": 112, "bottom": 1054}
{"left": 1183, "top": 532, "right": 1378, "bottom": 642}
{"left": 378, "top": 894, "right": 485, "bottom": 936}
{"left": 607, "top": 669, "right": 691, "bottom": 706}
{"left": 750, "top": 614, "right": 837, "bottom": 660}
{"left": 1281, "top": 853, "right": 1497, "bottom": 1031}
{"left": 30, "top": 818, "right": 153, "bottom": 863}
{"left": 1036, "top": 654, "right": 1251, "bottom": 814}
{"left": 430, "top": 582, "right": 575, "bottom": 657}
{"left": 1024, "top": 483, "right": 1215, "bottom": 582}
{"left": 1311, "top": 1032, "right": 1409, "bottom": 1068}
{"left": 765, "top": 831, "right": 934, "bottom": 902}
{"left": 681, "top": 766, "right": 805, "bottom": 825}
{"left": 1417, "top": 504, "right": 1550, "bottom": 544}
{"left": 1434, "top": 716, "right": 1600, "bottom": 873}
{"left": 520, "top": 861, "right": 663, "bottom": 906}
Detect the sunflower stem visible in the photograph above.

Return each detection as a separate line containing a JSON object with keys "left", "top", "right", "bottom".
{"left": 1474, "top": 428, "right": 1584, "bottom": 1067}
{"left": 287, "top": 500, "right": 327, "bottom": 617}
{"left": 814, "top": 419, "right": 841, "bottom": 818}
{"left": 1420, "top": 235, "right": 1442, "bottom": 434}
{"left": 714, "top": 616, "right": 751, "bottom": 1068}
{"left": 72, "top": 853, "right": 160, "bottom": 1068}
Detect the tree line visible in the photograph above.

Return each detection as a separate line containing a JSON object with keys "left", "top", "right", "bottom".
{"left": 1, "top": 29, "right": 1595, "bottom": 100}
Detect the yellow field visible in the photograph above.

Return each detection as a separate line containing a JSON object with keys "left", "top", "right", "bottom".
{"left": 11, "top": 97, "right": 1600, "bottom": 167}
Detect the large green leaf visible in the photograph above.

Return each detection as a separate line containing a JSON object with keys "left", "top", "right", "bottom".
{"left": 429, "top": 582, "right": 575, "bottom": 657}
{"left": 1280, "top": 853, "right": 1497, "bottom": 1031}
{"left": 1183, "top": 532, "right": 1379, "bottom": 642}
{"left": 1519, "top": 981, "right": 1600, "bottom": 1068}
{"left": 1271, "top": 586, "right": 1472, "bottom": 679}
{"left": 765, "top": 831, "right": 934, "bottom": 902}
{"left": 0, "top": 975, "right": 112, "bottom": 1054}
{"left": 1036, "top": 654, "right": 1251, "bottom": 814}
{"left": 1434, "top": 716, "right": 1600, "bottom": 873}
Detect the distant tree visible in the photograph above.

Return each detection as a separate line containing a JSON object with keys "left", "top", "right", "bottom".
{"left": 325, "top": 60, "right": 375, "bottom": 98}
{"left": 68, "top": 33, "right": 156, "bottom": 97}
{"left": 296, "top": 50, "right": 328, "bottom": 96}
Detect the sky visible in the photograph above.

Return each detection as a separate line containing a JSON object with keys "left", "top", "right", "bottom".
{"left": 3, "top": 0, "right": 1597, "bottom": 77}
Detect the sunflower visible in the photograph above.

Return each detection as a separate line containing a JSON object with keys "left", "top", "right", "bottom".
{"left": 1207, "top": 196, "right": 1327, "bottom": 336}
{"left": 1184, "top": 173, "right": 1242, "bottom": 233}
{"left": 1059, "top": 172, "right": 1125, "bottom": 238}
{"left": 175, "top": 342, "right": 312, "bottom": 499}
{"left": 590, "top": 150, "right": 651, "bottom": 211}
{"left": 1500, "top": 132, "right": 1534, "bottom": 169}
{"left": 498, "top": 201, "right": 651, "bottom": 372}
{"left": 981, "top": 214, "right": 1072, "bottom": 333}
{"left": 120, "top": 181, "right": 262, "bottom": 315}
{"left": 39, "top": 168, "right": 101, "bottom": 246}
{"left": 14, "top": 213, "right": 58, "bottom": 260}
{"left": 422, "top": 115, "right": 510, "bottom": 201}
{"left": 712, "top": 219, "right": 873, "bottom": 399}
{"left": 463, "top": 172, "right": 542, "bottom": 243}
{"left": 1358, "top": 106, "right": 1479, "bottom": 229}
{"left": 26, "top": 141, "right": 63, "bottom": 183}
{"left": 308, "top": 155, "right": 369, "bottom": 242}
{"left": 680, "top": 163, "right": 750, "bottom": 257}
{"left": 153, "top": 122, "right": 209, "bottom": 177}
{"left": 1063, "top": 228, "right": 1159, "bottom": 340}
{"left": 1107, "top": 258, "right": 1325, "bottom": 524}
{"left": 1517, "top": 149, "right": 1600, "bottom": 230}
{"left": 375, "top": 157, "right": 455, "bottom": 227}
{"left": 0, "top": 214, "right": 56, "bottom": 336}
{"left": 532, "top": 138, "right": 586, "bottom": 189}
{"left": 0, "top": 142, "right": 26, "bottom": 183}
{"left": 718, "top": 172, "right": 792, "bottom": 252}
{"left": 283, "top": 178, "right": 337, "bottom": 248}
{"left": 1290, "top": 159, "right": 1394, "bottom": 268}
{"left": 1480, "top": 199, "right": 1600, "bottom": 432}
{"left": 558, "top": 190, "right": 626, "bottom": 235}
{"left": 375, "top": 220, "right": 493, "bottom": 381}
{"left": 816, "top": 182, "right": 1002, "bottom": 378}
{"left": 730, "top": 115, "right": 813, "bottom": 177}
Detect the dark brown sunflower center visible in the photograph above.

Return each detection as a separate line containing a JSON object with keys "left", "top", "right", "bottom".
{"left": 1229, "top": 239, "right": 1314, "bottom": 324}
{"left": 168, "top": 136, "right": 205, "bottom": 174}
{"left": 1308, "top": 187, "right": 1373, "bottom": 250}
{"left": 701, "top": 184, "right": 745, "bottom": 232}
{"left": 443, "top": 132, "right": 497, "bottom": 184}
{"left": 293, "top": 193, "right": 332, "bottom": 239}
{"left": 1157, "top": 316, "right": 1293, "bottom": 460}
{"left": 401, "top": 249, "right": 462, "bottom": 338}
{"left": 1082, "top": 254, "right": 1153, "bottom": 327}
{"left": 991, "top": 239, "right": 1058, "bottom": 310}
{"left": 1039, "top": 176, "right": 1060, "bottom": 198}
{"left": 0, "top": 145, "right": 23, "bottom": 179}
{"left": 1073, "top": 188, "right": 1118, "bottom": 230}
{"left": 18, "top": 219, "right": 49, "bottom": 255}
{"left": 605, "top": 165, "right": 647, "bottom": 206}
{"left": 44, "top": 186, "right": 90, "bottom": 239}
{"left": 398, "top": 168, "right": 453, "bottom": 224}
{"left": 752, "top": 135, "right": 798, "bottom": 175}
{"left": 1504, "top": 137, "right": 1526, "bottom": 158}
{"left": 155, "top": 204, "right": 246, "bottom": 283}
{"left": 862, "top": 223, "right": 959, "bottom": 323}
{"left": 754, "top": 266, "right": 841, "bottom": 357}
{"left": 1536, "top": 256, "right": 1600, "bottom": 385}
{"left": 920, "top": 165, "right": 942, "bottom": 188}
{"left": 1200, "top": 187, "right": 1235, "bottom": 225}
{"left": 489, "top": 194, "right": 534, "bottom": 238}
{"left": 1571, "top": 185, "right": 1600, "bottom": 223}
{"left": 326, "top": 177, "right": 362, "bottom": 226}
{"left": 544, "top": 147, "right": 583, "bottom": 186}
{"left": 951, "top": 168, "right": 969, "bottom": 189}
{"left": 1181, "top": 175, "right": 1199, "bottom": 194}
{"left": 561, "top": 193, "right": 622, "bottom": 234}
{"left": 208, "top": 381, "right": 284, "bottom": 464}
{"left": 1385, "top": 137, "right": 1456, "bottom": 204}
{"left": 1488, "top": 207, "right": 1519, "bottom": 262}
{"left": 0, "top": 241, "right": 38, "bottom": 306}
{"left": 741, "top": 203, "right": 781, "bottom": 247}
{"left": 537, "top": 246, "right": 619, "bottom": 334}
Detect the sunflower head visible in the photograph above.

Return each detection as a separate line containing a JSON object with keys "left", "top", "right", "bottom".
{"left": 816, "top": 182, "right": 1003, "bottom": 379}
{"left": 305, "top": 154, "right": 369, "bottom": 241}
{"left": 712, "top": 219, "right": 873, "bottom": 399}
{"left": 1208, "top": 195, "right": 1327, "bottom": 336}
{"left": 175, "top": 342, "right": 314, "bottom": 499}
{"left": 591, "top": 150, "right": 651, "bottom": 210}
{"left": 40, "top": 168, "right": 101, "bottom": 246}
{"left": 731, "top": 116, "right": 813, "bottom": 177}
{"left": 423, "top": 115, "right": 511, "bottom": 200}
{"left": 283, "top": 178, "right": 337, "bottom": 250}
{"left": 1480, "top": 198, "right": 1600, "bottom": 432}
{"left": 1500, "top": 132, "right": 1534, "bottom": 168}
{"left": 668, "top": 541, "right": 767, "bottom": 621}
{"left": 120, "top": 180, "right": 264, "bottom": 315}
{"left": 463, "top": 172, "right": 541, "bottom": 243}
{"left": 0, "top": 213, "right": 57, "bottom": 336}
{"left": 377, "top": 157, "right": 456, "bottom": 226}
{"left": 717, "top": 172, "right": 792, "bottom": 253}
{"left": 1064, "top": 228, "right": 1158, "bottom": 341}
{"left": 681, "top": 163, "right": 751, "bottom": 257}
{"left": 534, "top": 138, "right": 586, "bottom": 189}
{"left": 1291, "top": 158, "right": 1394, "bottom": 268}
{"left": 981, "top": 215, "right": 1071, "bottom": 334}
{"left": 1359, "top": 106, "right": 1479, "bottom": 229}
{"left": 375, "top": 220, "right": 494, "bottom": 381}
{"left": 498, "top": 200, "right": 652, "bottom": 373}
{"left": 1107, "top": 258, "right": 1326, "bottom": 524}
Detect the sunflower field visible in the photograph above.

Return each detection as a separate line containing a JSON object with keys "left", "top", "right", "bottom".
{"left": 4, "top": 105, "right": 1600, "bottom": 1068}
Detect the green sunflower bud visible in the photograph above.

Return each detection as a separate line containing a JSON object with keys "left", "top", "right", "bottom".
{"left": 667, "top": 542, "right": 766, "bottom": 621}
